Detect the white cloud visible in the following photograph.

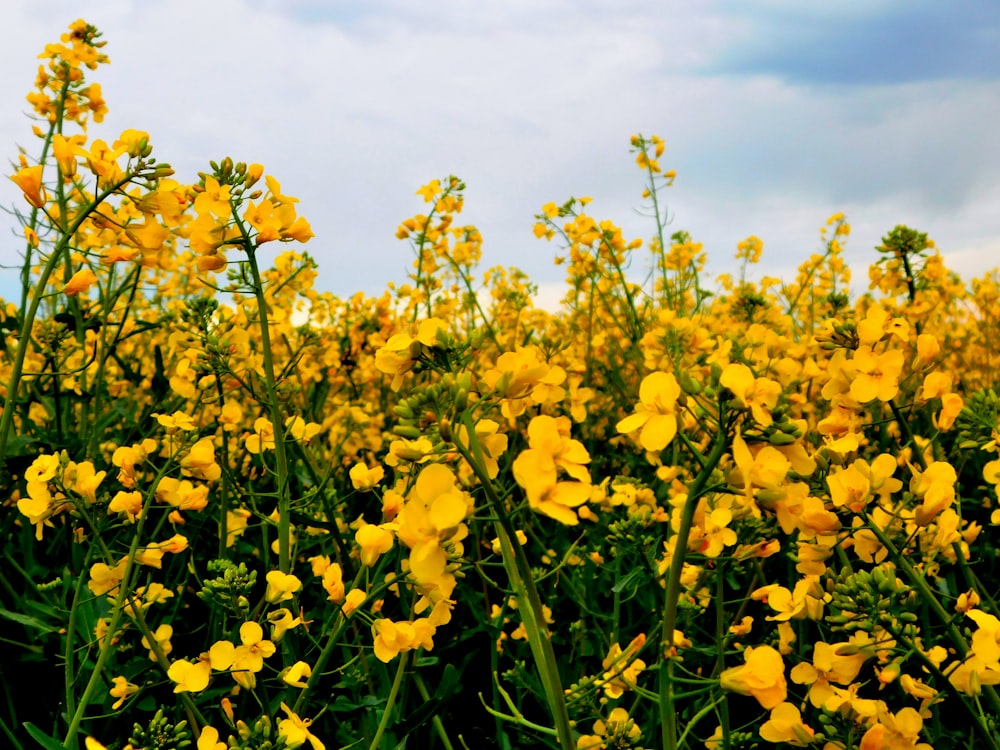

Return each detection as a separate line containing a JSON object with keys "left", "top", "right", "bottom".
{"left": 2, "top": 1, "right": 998, "bottom": 305}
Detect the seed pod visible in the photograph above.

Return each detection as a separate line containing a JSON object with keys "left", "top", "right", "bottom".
{"left": 392, "top": 424, "right": 422, "bottom": 439}
{"left": 768, "top": 432, "right": 797, "bottom": 446}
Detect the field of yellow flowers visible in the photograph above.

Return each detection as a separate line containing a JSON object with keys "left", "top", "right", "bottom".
{"left": 3, "top": 20, "right": 1000, "bottom": 750}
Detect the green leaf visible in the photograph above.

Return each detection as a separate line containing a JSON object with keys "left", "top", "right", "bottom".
{"left": 611, "top": 567, "right": 644, "bottom": 595}
{"left": 0, "top": 609, "right": 58, "bottom": 634}
{"left": 22, "top": 723, "right": 66, "bottom": 750}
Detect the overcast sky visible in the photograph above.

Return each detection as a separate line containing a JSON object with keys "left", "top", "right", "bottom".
{"left": 3, "top": 0, "right": 999, "bottom": 306}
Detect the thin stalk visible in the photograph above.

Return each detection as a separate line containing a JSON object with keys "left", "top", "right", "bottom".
{"left": 368, "top": 651, "right": 409, "bottom": 750}
{"left": 862, "top": 512, "right": 1000, "bottom": 722}
{"left": 63, "top": 543, "right": 97, "bottom": 721}
{"left": 889, "top": 400, "right": 927, "bottom": 471}
{"left": 243, "top": 246, "right": 292, "bottom": 574}
{"left": 0, "top": 171, "right": 138, "bottom": 459}
{"left": 659, "top": 420, "right": 729, "bottom": 750}
{"left": 0, "top": 713, "right": 25, "bottom": 750}
{"left": 456, "top": 413, "right": 575, "bottom": 749}
{"left": 62, "top": 485, "right": 159, "bottom": 747}
{"left": 714, "top": 561, "right": 731, "bottom": 749}
{"left": 292, "top": 565, "right": 367, "bottom": 714}
{"left": 412, "top": 672, "right": 456, "bottom": 750}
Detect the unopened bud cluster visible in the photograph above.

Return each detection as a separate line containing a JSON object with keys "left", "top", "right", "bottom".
{"left": 826, "top": 564, "right": 917, "bottom": 633}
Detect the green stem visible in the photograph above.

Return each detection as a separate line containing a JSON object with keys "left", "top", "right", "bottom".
{"left": 63, "top": 544, "right": 97, "bottom": 722}
{"left": 243, "top": 247, "right": 292, "bottom": 574}
{"left": 62, "top": 484, "right": 159, "bottom": 747}
{"left": 659, "top": 420, "right": 728, "bottom": 750}
{"left": 413, "top": 672, "right": 455, "bottom": 750}
{"left": 0, "top": 713, "right": 25, "bottom": 750}
{"left": 0, "top": 171, "right": 138, "bottom": 459}
{"left": 889, "top": 400, "right": 927, "bottom": 471}
{"left": 292, "top": 565, "right": 368, "bottom": 714}
{"left": 457, "top": 413, "right": 575, "bottom": 749}
{"left": 863, "top": 512, "right": 1000, "bottom": 723}
{"left": 368, "top": 651, "right": 409, "bottom": 750}
{"left": 714, "top": 561, "right": 731, "bottom": 749}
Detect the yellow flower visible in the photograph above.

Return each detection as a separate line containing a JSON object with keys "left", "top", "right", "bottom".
{"left": 155, "top": 477, "right": 209, "bottom": 512}
{"left": 513, "top": 446, "right": 591, "bottom": 526}
{"left": 268, "top": 608, "right": 303, "bottom": 641}
{"left": 576, "top": 707, "right": 641, "bottom": 749}
{"left": 197, "top": 726, "right": 227, "bottom": 750}
{"left": 617, "top": 371, "right": 680, "bottom": 452}
{"left": 286, "top": 415, "right": 322, "bottom": 443}
{"left": 719, "top": 645, "right": 787, "bottom": 709}
{"left": 850, "top": 346, "right": 904, "bottom": 403}
{"left": 134, "top": 534, "right": 188, "bottom": 568}
{"left": 355, "top": 523, "right": 395, "bottom": 566}
{"left": 167, "top": 654, "right": 213, "bottom": 693}
{"left": 318, "top": 560, "right": 345, "bottom": 602}
{"left": 88, "top": 558, "right": 128, "bottom": 596}
{"left": 342, "top": 588, "right": 366, "bottom": 616}
{"left": 62, "top": 460, "right": 105, "bottom": 503}
{"left": 860, "top": 708, "right": 932, "bottom": 750}
{"left": 229, "top": 621, "right": 276, "bottom": 689}
{"left": 480, "top": 346, "right": 564, "bottom": 420}
{"left": 225, "top": 508, "right": 252, "bottom": 547}
{"left": 759, "top": 702, "right": 816, "bottom": 746}
{"left": 10, "top": 165, "right": 46, "bottom": 208}
{"left": 63, "top": 268, "right": 98, "bottom": 296}
{"left": 265, "top": 570, "right": 302, "bottom": 603}
{"left": 720, "top": 363, "right": 781, "bottom": 427}
{"left": 349, "top": 461, "right": 385, "bottom": 491}
{"left": 109, "top": 490, "right": 143, "bottom": 522}
{"left": 752, "top": 576, "right": 824, "bottom": 622}
{"left": 731, "top": 430, "right": 790, "bottom": 504}
{"left": 278, "top": 702, "right": 325, "bottom": 750}
{"left": 25, "top": 454, "right": 60, "bottom": 483}
{"left": 180, "top": 437, "right": 221, "bottom": 481}
{"left": 790, "top": 637, "right": 872, "bottom": 708}
{"left": 153, "top": 411, "right": 197, "bottom": 431}
{"left": 910, "top": 460, "right": 957, "bottom": 525}
{"left": 375, "top": 318, "right": 448, "bottom": 391}
{"left": 456, "top": 419, "right": 508, "bottom": 479}
{"left": 984, "top": 458, "right": 1000, "bottom": 487}
{"left": 600, "top": 634, "right": 646, "bottom": 698}
{"left": 141, "top": 624, "right": 173, "bottom": 661}
{"left": 914, "top": 333, "right": 940, "bottom": 365}
{"left": 246, "top": 417, "right": 275, "bottom": 453}
{"left": 282, "top": 660, "right": 313, "bottom": 688}
{"left": 935, "top": 392, "right": 963, "bottom": 431}
{"left": 371, "top": 618, "right": 434, "bottom": 663}
{"left": 124, "top": 216, "right": 169, "bottom": 251}
{"left": 109, "top": 675, "right": 138, "bottom": 709}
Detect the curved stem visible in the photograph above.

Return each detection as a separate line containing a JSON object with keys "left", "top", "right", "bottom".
{"left": 368, "top": 651, "right": 409, "bottom": 750}
{"left": 456, "top": 413, "right": 575, "bottom": 749}
{"left": 863, "top": 512, "right": 1000, "bottom": 723}
{"left": 243, "top": 247, "right": 292, "bottom": 574}
{"left": 62, "top": 483, "right": 158, "bottom": 747}
{"left": 0, "top": 172, "right": 138, "bottom": 459}
{"left": 659, "top": 419, "right": 728, "bottom": 750}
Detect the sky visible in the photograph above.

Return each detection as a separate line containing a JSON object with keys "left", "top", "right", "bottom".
{"left": 2, "top": 0, "right": 999, "bottom": 307}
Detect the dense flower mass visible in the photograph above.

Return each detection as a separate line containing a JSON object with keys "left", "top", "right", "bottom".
{"left": 2, "top": 20, "right": 1000, "bottom": 750}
